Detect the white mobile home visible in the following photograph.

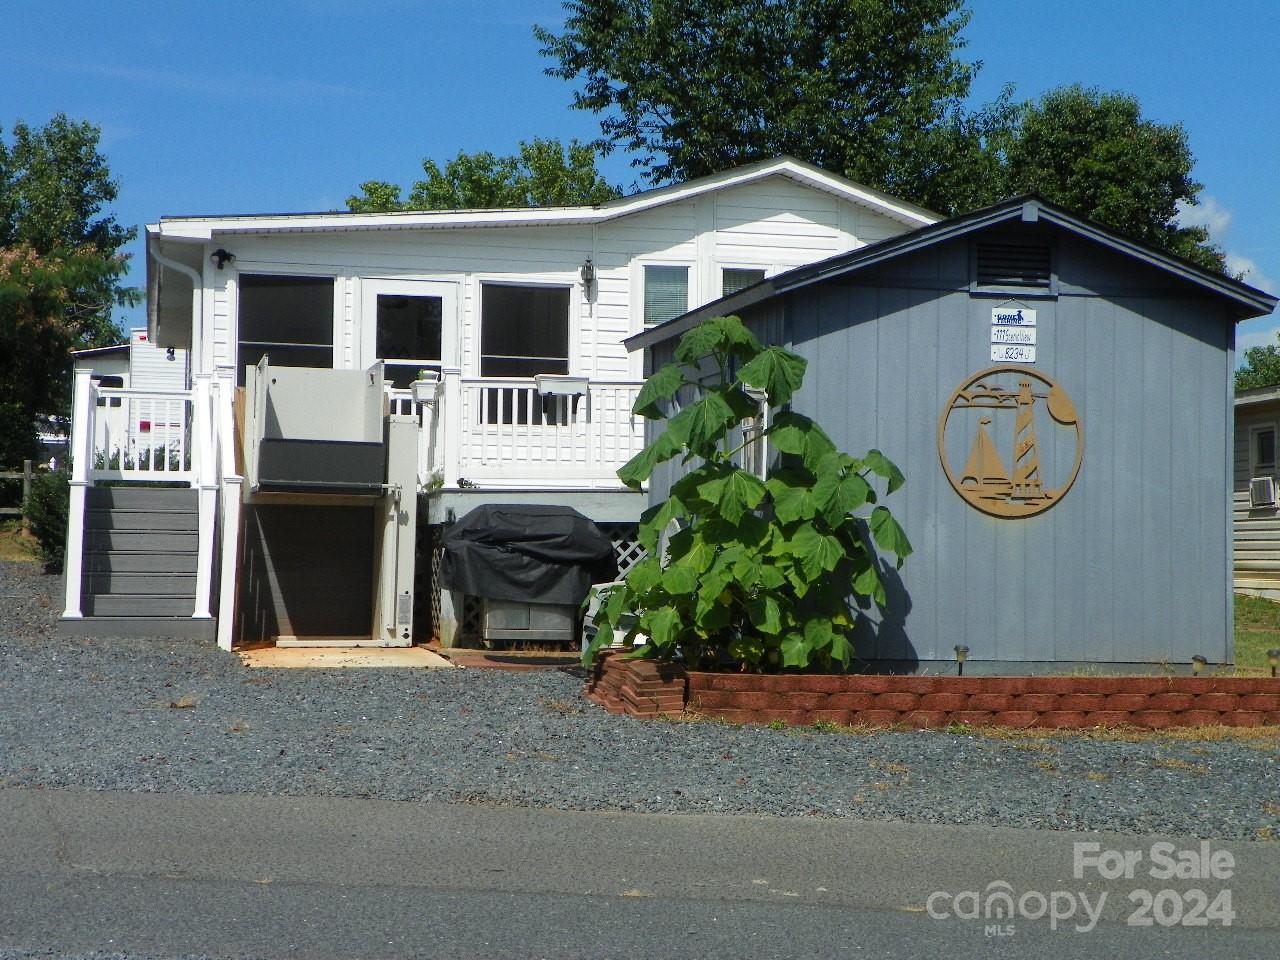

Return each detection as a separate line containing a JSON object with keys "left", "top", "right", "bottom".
{"left": 58, "top": 158, "right": 936, "bottom": 649}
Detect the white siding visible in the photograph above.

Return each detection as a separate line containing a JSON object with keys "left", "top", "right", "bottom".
{"left": 198, "top": 174, "right": 915, "bottom": 383}
{"left": 128, "top": 329, "right": 188, "bottom": 391}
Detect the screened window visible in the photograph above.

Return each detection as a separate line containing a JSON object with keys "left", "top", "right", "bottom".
{"left": 376, "top": 293, "right": 442, "bottom": 388}
{"left": 237, "top": 275, "right": 334, "bottom": 384}
{"left": 722, "top": 267, "right": 766, "bottom": 297}
{"left": 1256, "top": 427, "right": 1276, "bottom": 471}
{"left": 480, "top": 284, "right": 570, "bottom": 377}
{"left": 644, "top": 265, "right": 689, "bottom": 326}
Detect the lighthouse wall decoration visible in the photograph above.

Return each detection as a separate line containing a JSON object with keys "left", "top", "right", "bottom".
{"left": 938, "top": 364, "right": 1083, "bottom": 519}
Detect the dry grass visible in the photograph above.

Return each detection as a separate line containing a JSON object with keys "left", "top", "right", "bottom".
{"left": 868, "top": 759, "right": 910, "bottom": 775}
{"left": 1031, "top": 758, "right": 1059, "bottom": 772}
{"left": 1085, "top": 771, "right": 1110, "bottom": 782}
{"left": 0, "top": 521, "right": 37, "bottom": 563}
{"left": 973, "top": 724, "right": 1280, "bottom": 746}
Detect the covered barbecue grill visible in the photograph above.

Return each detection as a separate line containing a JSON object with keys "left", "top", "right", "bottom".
{"left": 438, "top": 504, "right": 619, "bottom": 644}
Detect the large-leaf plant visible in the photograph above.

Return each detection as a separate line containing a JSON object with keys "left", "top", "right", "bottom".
{"left": 585, "top": 315, "right": 911, "bottom": 672}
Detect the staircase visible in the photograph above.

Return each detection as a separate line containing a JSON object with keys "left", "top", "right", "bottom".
{"left": 60, "top": 486, "right": 214, "bottom": 639}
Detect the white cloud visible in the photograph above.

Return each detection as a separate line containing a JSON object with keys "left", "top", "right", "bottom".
{"left": 1237, "top": 326, "right": 1279, "bottom": 355}
{"left": 1177, "top": 195, "right": 1233, "bottom": 237}
{"left": 1225, "top": 253, "right": 1276, "bottom": 294}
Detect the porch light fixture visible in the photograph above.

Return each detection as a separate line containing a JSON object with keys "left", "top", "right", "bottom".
{"left": 1267, "top": 648, "right": 1280, "bottom": 678}
{"left": 953, "top": 644, "right": 969, "bottom": 676}
{"left": 210, "top": 248, "right": 236, "bottom": 270}
{"left": 1191, "top": 655, "right": 1208, "bottom": 676}
{"left": 579, "top": 257, "right": 595, "bottom": 286}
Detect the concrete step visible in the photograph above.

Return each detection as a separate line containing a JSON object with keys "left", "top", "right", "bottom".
{"left": 57, "top": 616, "right": 216, "bottom": 640}
{"left": 83, "top": 572, "right": 196, "bottom": 597}
{"left": 86, "top": 487, "right": 196, "bottom": 510}
{"left": 82, "top": 594, "right": 197, "bottom": 617}
{"left": 83, "top": 551, "right": 198, "bottom": 574}
{"left": 85, "top": 509, "right": 198, "bottom": 533}
{"left": 85, "top": 530, "right": 198, "bottom": 553}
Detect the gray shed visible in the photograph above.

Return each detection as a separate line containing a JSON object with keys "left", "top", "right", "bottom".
{"left": 628, "top": 197, "right": 1277, "bottom": 673}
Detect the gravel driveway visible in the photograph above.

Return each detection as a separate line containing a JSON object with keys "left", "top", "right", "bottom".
{"left": 2, "top": 560, "right": 1277, "bottom": 840}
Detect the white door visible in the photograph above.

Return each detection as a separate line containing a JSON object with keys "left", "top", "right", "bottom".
{"left": 359, "top": 279, "right": 459, "bottom": 387}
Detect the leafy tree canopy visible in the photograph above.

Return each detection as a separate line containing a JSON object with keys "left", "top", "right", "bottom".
{"left": 0, "top": 114, "right": 134, "bottom": 464}
{"left": 1236, "top": 333, "right": 1280, "bottom": 391}
{"left": 537, "top": 4, "right": 1225, "bottom": 270}
{"left": 536, "top": 0, "right": 978, "bottom": 205}
{"left": 348, "top": 137, "right": 619, "bottom": 211}
{"left": 1001, "top": 85, "right": 1224, "bottom": 272}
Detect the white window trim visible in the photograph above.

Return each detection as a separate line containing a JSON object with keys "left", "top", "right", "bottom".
{"left": 631, "top": 258, "right": 697, "bottom": 335}
{"left": 716, "top": 262, "right": 775, "bottom": 299}
{"left": 474, "top": 275, "right": 579, "bottom": 380}
{"left": 1250, "top": 422, "right": 1278, "bottom": 476}
{"left": 357, "top": 277, "right": 459, "bottom": 376}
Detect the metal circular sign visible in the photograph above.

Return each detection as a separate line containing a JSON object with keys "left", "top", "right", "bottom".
{"left": 937, "top": 365, "right": 1083, "bottom": 519}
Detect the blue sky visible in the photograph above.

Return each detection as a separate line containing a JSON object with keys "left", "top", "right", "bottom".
{"left": 3, "top": 0, "right": 1276, "bottom": 350}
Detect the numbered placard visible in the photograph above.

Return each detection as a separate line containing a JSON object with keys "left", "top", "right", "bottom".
{"left": 991, "top": 344, "right": 1036, "bottom": 363}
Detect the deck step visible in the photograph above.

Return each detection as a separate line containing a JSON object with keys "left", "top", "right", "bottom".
{"left": 82, "top": 594, "right": 197, "bottom": 617}
{"left": 86, "top": 486, "right": 196, "bottom": 510}
{"left": 83, "top": 551, "right": 198, "bottom": 574}
{"left": 58, "top": 616, "right": 215, "bottom": 640}
{"left": 85, "top": 508, "right": 198, "bottom": 532}
{"left": 85, "top": 530, "right": 199, "bottom": 553}
{"left": 83, "top": 572, "right": 196, "bottom": 596}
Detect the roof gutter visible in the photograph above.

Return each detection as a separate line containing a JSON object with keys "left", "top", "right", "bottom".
{"left": 146, "top": 231, "right": 203, "bottom": 350}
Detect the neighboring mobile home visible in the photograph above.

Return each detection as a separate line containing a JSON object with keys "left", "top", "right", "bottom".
{"left": 1233, "top": 385, "right": 1280, "bottom": 598}
{"left": 629, "top": 196, "right": 1277, "bottom": 673}
{"left": 60, "top": 158, "right": 936, "bottom": 649}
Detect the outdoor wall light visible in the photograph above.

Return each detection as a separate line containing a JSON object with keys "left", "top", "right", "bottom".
{"left": 1191, "top": 655, "right": 1208, "bottom": 676}
{"left": 1267, "top": 648, "right": 1280, "bottom": 678}
{"left": 953, "top": 644, "right": 969, "bottom": 676}
{"left": 210, "top": 248, "right": 236, "bottom": 270}
{"left": 579, "top": 257, "right": 595, "bottom": 285}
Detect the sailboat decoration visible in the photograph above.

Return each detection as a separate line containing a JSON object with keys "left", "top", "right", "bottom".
{"left": 939, "top": 366, "right": 1083, "bottom": 519}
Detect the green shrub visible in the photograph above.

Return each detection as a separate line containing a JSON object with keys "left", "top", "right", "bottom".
{"left": 23, "top": 469, "right": 69, "bottom": 572}
{"left": 585, "top": 315, "right": 911, "bottom": 674}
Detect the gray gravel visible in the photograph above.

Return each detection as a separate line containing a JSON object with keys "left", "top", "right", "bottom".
{"left": 2, "top": 560, "right": 1277, "bottom": 841}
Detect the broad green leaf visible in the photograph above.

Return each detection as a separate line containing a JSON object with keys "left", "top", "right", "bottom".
{"left": 626, "top": 556, "right": 662, "bottom": 594}
{"left": 863, "top": 449, "right": 906, "bottom": 494}
{"left": 747, "top": 594, "right": 783, "bottom": 635}
{"left": 790, "top": 523, "right": 845, "bottom": 579}
{"left": 641, "top": 606, "right": 681, "bottom": 649}
{"left": 869, "top": 505, "right": 913, "bottom": 565}
{"left": 814, "top": 470, "right": 872, "bottom": 524}
{"left": 767, "top": 412, "right": 836, "bottom": 470}
{"left": 736, "top": 346, "right": 806, "bottom": 407}
{"left": 766, "top": 469, "right": 817, "bottom": 524}
{"left": 637, "top": 496, "right": 686, "bottom": 552}
{"left": 780, "top": 632, "right": 811, "bottom": 669}
{"left": 668, "top": 391, "right": 737, "bottom": 453}
{"left": 632, "top": 364, "right": 686, "bottom": 419}
{"left": 854, "top": 563, "right": 885, "bottom": 606}
{"left": 803, "top": 616, "right": 833, "bottom": 653}
{"left": 715, "top": 468, "right": 767, "bottom": 525}
{"left": 581, "top": 620, "right": 614, "bottom": 666}
{"left": 617, "top": 428, "right": 685, "bottom": 488}
{"left": 758, "top": 563, "right": 787, "bottom": 590}
{"left": 661, "top": 563, "right": 700, "bottom": 595}
{"left": 675, "top": 315, "right": 761, "bottom": 365}
{"left": 829, "top": 631, "right": 853, "bottom": 665}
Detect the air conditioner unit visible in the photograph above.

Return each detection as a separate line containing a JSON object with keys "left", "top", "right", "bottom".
{"left": 1250, "top": 476, "right": 1276, "bottom": 508}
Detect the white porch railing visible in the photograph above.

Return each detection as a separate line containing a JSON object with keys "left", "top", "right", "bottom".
{"left": 389, "top": 375, "right": 645, "bottom": 490}
{"left": 88, "top": 385, "right": 195, "bottom": 483}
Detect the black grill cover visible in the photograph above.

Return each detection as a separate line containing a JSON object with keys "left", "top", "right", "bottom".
{"left": 438, "top": 504, "right": 618, "bottom": 607}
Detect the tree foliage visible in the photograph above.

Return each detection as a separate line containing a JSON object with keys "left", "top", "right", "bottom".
{"left": 348, "top": 137, "right": 619, "bottom": 211}
{"left": 584, "top": 315, "right": 910, "bottom": 673}
{"left": 537, "top": 5, "right": 1225, "bottom": 269}
{"left": 536, "top": 0, "right": 977, "bottom": 205}
{"left": 0, "top": 115, "right": 135, "bottom": 464}
{"left": 1236, "top": 333, "right": 1280, "bottom": 391}
{"left": 1001, "top": 86, "right": 1223, "bottom": 272}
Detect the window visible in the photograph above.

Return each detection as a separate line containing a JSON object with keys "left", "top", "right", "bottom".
{"left": 376, "top": 293, "right": 442, "bottom": 388}
{"left": 480, "top": 283, "right": 571, "bottom": 424}
{"left": 1255, "top": 426, "right": 1276, "bottom": 472}
{"left": 643, "top": 265, "right": 689, "bottom": 326}
{"left": 722, "top": 267, "right": 766, "bottom": 297}
{"left": 237, "top": 275, "right": 334, "bottom": 384}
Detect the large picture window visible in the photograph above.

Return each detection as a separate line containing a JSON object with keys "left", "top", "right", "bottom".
{"left": 237, "top": 274, "right": 334, "bottom": 384}
{"left": 480, "top": 284, "right": 570, "bottom": 377}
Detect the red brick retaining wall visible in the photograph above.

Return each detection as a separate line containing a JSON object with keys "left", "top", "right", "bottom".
{"left": 584, "top": 653, "right": 1280, "bottom": 728}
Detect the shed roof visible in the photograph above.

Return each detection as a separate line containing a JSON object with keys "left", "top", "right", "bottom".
{"left": 626, "top": 195, "right": 1278, "bottom": 352}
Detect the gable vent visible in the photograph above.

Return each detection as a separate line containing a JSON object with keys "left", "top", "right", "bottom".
{"left": 977, "top": 242, "right": 1052, "bottom": 288}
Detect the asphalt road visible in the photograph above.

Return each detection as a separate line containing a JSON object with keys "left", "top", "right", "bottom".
{"left": 2, "top": 788, "right": 1277, "bottom": 959}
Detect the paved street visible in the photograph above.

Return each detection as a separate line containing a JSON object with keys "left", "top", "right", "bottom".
{"left": 2, "top": 788, "right": 1277, "bottom": 959}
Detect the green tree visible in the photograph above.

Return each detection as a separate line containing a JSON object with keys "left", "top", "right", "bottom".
{"left": 0, "top": 115, "right": 136, "bottom": 464}
{"left": 1236, "top": 333, "right": 1280, "bottom": 391}
{"left": 585, "top": 315, "right": 910, "bottom": 673}
{"left": 535, "top": 0, "right": 979, "bottom": 203}
{"left": 348, "top": 137, "right": 619, "bottom": 211}
{"left": 1001, "top": 85, "right": 1224, "bottom": 271}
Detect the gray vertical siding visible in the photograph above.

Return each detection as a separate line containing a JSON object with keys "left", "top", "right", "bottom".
{"left": 775, "top": 231, "right": 1233, "bottom": 665}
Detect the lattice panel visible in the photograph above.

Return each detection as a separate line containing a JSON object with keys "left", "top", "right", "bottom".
{"left": 598, "top": 522, "right": 645, "bottom": 578}
{"left": 461, "top": 594, "right": 483, "bottom": 642}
